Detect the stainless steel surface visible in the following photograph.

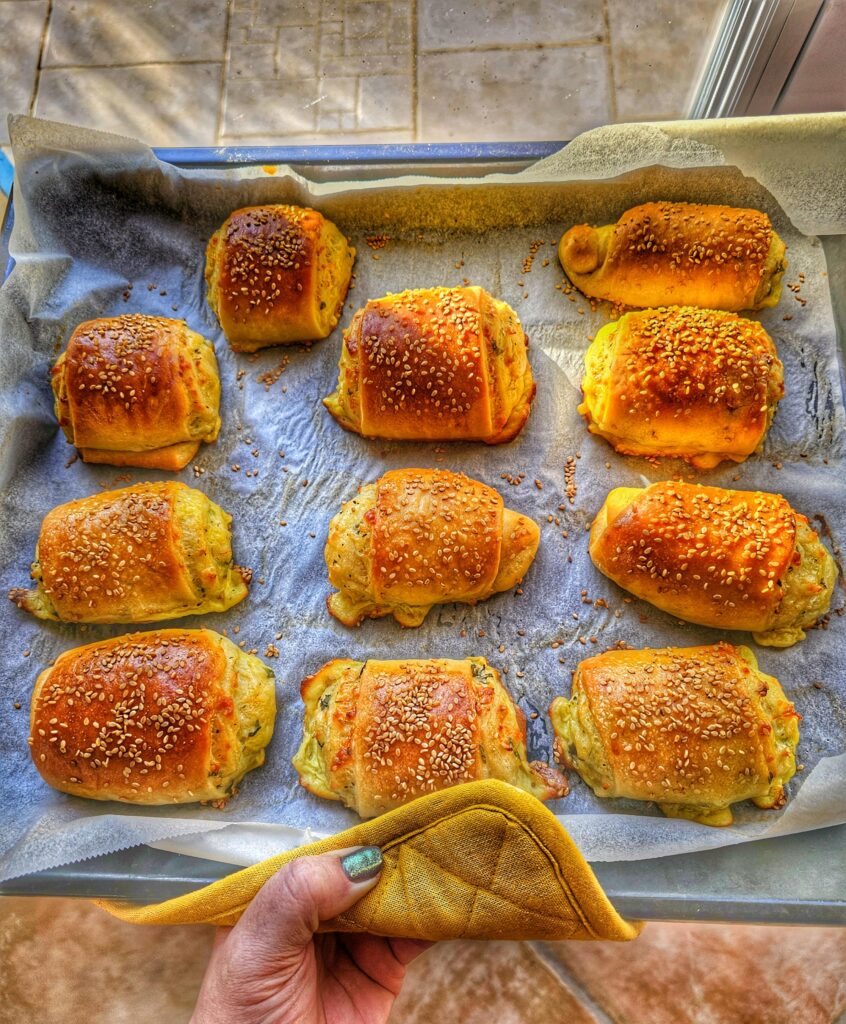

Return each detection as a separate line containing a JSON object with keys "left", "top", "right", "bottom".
{"left": 690, "top": 0, "right": 824, "bottom": 118}
{"left": 0, "top": 827, "right": 843, "bottom": 924}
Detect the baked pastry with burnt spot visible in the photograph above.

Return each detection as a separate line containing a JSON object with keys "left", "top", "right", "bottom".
{"left": 206, "top": 204, "right": 355, "bottom": 351}
{"left": 589, "top": 481, "right": 836, "bottom": 647}
{"left": 9, "top": 482, "right": 248, "bottom": 623}
{"left": 323, "top": 286, "right": 535, "bottom": 443}
{"left": 52, "top": 314, "right": 220, "bottom": 471}
{"left": 550, "top": 643, "right": 799, "bottom": 827}
{"left": 293, "top": 657, "right": 567, "bottom": 817}
{"left": 579, "top": 307, "right": 784, "bottom": 468}
{"left": 29, "top": 629, "right": 275, "bottom": 804}
{"left": 559, "top": 202, "right": 786, "bottom": 312}
{"left": 325, "top": 468, "right": 539, "bottom": 627}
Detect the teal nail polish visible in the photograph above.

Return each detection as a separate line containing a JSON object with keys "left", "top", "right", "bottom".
{"left": 340, "top": 846, "right": 383, "bottom": 883}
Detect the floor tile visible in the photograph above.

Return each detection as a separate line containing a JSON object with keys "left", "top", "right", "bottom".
{"left": 0, "top": 0, "right": 47, "bottom": 145}
{"left": 0, "top": 896, "right": 214, "bottom": 1024}
{"left": 223, "top": 1, "right": 414, "bottom": 142}
{"left": 389, "top": 940, "right": 601, "bottom": 1024}
{"left": 607, "top": 0, "right": 727, "bottom": 121}
{"left": 358, "top": 73, "right": 412, "bottom": 130}
{"left": 539, "top": 922, "right": 846, "bottom": 1024}
{"left": 34, "top": 63, "right": 222, "bottom": 146}
{"left": 418, "top": 0, "right": 605, "bottom": 50}
{"left": 418, "top": 45, "right": 611, "bottom": 141}
{"left": 223, "top": 76, "right": 317, "bottom": 136}
{"left": 43, "top": 0, "right": 228, "bottom": 67}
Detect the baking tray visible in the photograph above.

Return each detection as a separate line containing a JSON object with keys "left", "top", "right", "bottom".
{"left": 0, "top": 142, "right": 844, "bottom": 926}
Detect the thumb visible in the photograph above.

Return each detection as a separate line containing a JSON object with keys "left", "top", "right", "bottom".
{"left": 236, "top": 846, "right": 384, "bottom": 956}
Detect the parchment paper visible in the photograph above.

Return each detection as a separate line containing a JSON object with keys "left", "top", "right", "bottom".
{"left": 1, "top": 114, "right": 845, "bottom": 883}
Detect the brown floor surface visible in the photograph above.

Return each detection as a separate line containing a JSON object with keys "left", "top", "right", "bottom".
{"left": 2, "top": 897, "right": 845, "bottom": 1024}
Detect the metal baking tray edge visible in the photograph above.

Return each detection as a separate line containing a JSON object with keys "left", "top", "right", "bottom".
{"left": 1, "top": 142, "right": 844, "bottom": 926}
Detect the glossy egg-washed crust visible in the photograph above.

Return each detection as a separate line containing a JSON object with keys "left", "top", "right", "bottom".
{"left": 205, "top": 204, "right": 355, "bottom": 352}
{"left": 9, "top": 482, "right": 248, "bottom": 624}
{"left": 29, "top": 629, "right": 276, "bottom": 804}
{"left": 579, "top": 307, "right": 784, "bottom": 468}
{"left": 325, "top": 468, "right": 540, "bottom": 627}
{"left": 559, "top": 202, "right": 787, "bottom": 312}
{"left": 550, "top": 643, "right": 799, "bottom": 827}
{"left": 323, "top": 286, "right": 535, "bottom": 443}
{"left": 293, "top": 657, "right": 567, "bottom": 818}
{"left": 52, "top": 315, "right": 221, "bottom": 471}
{"left": 589, "top": 482, "right": 836, "bottom": 647}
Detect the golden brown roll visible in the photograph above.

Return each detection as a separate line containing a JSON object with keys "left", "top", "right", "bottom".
{"left": 293, "top": 657, "right": 567, "bottom": 817}
{"left": 9, "top": 482, "right": 248, "bottom": 623}
{"left": 52, "top": 315, "right": 221, "bottom": 471}
{"left": 559, "top": 202, "right": 787, "bottom": 312}
{"left": 579, "top": 307, "right": 784, "bottom": 468}
{"left": 323, "top": 286, "right": 535, "bottom": 444}
{"left": 205, "top": 204, "right": 355, "bottom": 351}
{"left": 589, "top": 482, "right": 836, "bottom": 647}
{"left": 549, "top": 643, "right": 799, "bottom": 827}
{"left": 29, "top": 629, "right": 276, "bottom": 804}
{"left": 325, "top": 468, "right": 540, "bottom": 627}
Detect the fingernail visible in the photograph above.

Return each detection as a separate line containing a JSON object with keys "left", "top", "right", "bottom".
{"left": 340, "top": 845, "right": 383, "bottom": 883}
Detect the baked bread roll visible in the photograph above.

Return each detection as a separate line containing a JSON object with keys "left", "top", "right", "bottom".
{"left": 29, "top": 629, "right": 276, "bottom": 804}
{"left": 579, "top": 307, "right": 784, "bottom": 468}
{"left": 206, "top": 204, "right": 355, "bottom": 351}
{"left": 589, "top": 482, "right": 836, "bottom": 647}
{"left": 293, "top": 657, "right": 567, "bottom": 817}
{"left": 52, "top": 315, "right": 221, "bottom": 471}
{"left": 323, "top": 286, "right": 535, "bottom": 444}
{"left": 9, "top": 482, "right": 248, "bottom": 623}
{"left": 549, "top": 643, "right": 799, "bottom": 827}
{"left": 326, "top": 468, "right": 540, "bottom": 627}
{"left": 559, "top": 202, "right": 787, "bottom": 311}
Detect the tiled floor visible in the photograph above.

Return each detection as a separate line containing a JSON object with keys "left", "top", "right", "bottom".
{"left": 1, "top": 2, "right": 843, "bottom": 1022}
{"left": 0, "top": 0, "right": 727, "bottom": 148}
{"left": 2, "top": 896, "right": 846, "bottom": 1024}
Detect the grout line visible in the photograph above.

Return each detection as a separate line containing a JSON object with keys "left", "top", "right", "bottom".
{"left": 218, "top": 126, "right": 415, "bottom": 141}
{"left": 528, "top": 942, "right": 618, "bottom": 1024}
{"left": 36, "top": 58, "right": 226, "bottom": 71}
{"left": 215, "top": 0, "right": 234, "bottom": 145}
{"left": 602, "top": 0, "right": 618, "bottom": 122}
{"left": 411, "top": 0, "right": 418, "bottom": 142}
{"left": 28, "top": 0, "right": 53, "bottom": 117}
{"left": 418, "top": 36, "right": 606, "bottom": 56}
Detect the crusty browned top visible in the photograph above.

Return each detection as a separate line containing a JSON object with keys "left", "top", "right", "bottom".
{"left": 54, "top": 315, "right": 197, "bottom": 450}
{"left": 593, "top": 482, "right": 798, "bottom": 629}
{"left": 213, "top": 205, "right": 319, "bottom": 322}
{"left": 352, "top": 287, "right": 492, "bottom": 437}
{"left": 30, "top": 630, "right": 232, "bottom": 799}
{"left": 371, "top": 468, "right": 503, "bottom": 604}
{"left": 610, "top": 202, "right": 774, "bottom": 285}
{"left": 36, "top": 482, "right": 198, "bottom": 621}
{"left": 574, "top": 643, "right": 781, "bottom": 803}
{"left": 352, "top": 659, "right": 484, "bottom": 812}
{"left": 608, "top": 307, "right": 780, "bottom": 429}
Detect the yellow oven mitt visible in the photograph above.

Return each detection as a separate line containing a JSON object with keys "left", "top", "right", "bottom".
{"left": 97, "top": 780, "right": 641, "bottom": 941}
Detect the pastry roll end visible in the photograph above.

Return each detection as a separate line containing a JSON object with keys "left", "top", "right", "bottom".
{"left": 29, "top": 629, "right": 276, "bottom": 804}
{"left": 294, "top": 657, "right": 567, "bottom": 817}
{"left": 550, "top": 643, "right": 799, "bottom": 827}
{"left": 52, "top": 316, "right": 220, "bottom": 470}
{"left": 10, "top": 482, "right": 249, "bottom": 624}
{"left": 589, "top": 482, "right": 836, "bottom": 646}
{"left": 325, "top": 469, "right": 540, "bottom": 628}
{"left": 578, "top": 308, "right": 784, "bottom": 468}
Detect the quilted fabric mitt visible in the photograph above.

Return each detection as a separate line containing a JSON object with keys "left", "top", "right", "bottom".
{"left": 97, "top": 780, "right": 641, "bottom": 942}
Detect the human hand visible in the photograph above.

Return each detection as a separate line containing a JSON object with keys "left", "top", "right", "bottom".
{"left": 191, "top": 846, "right": 431, "bottom": 1024}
